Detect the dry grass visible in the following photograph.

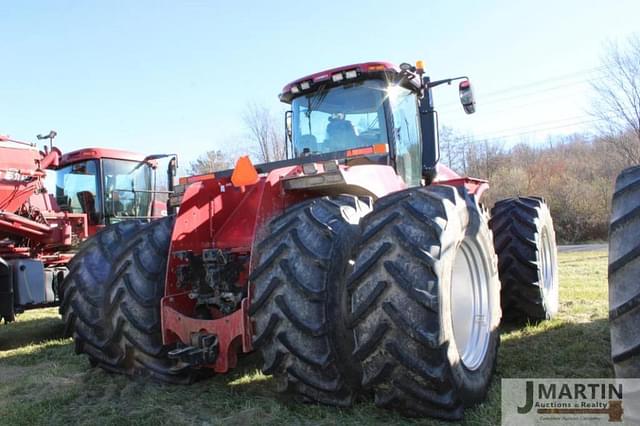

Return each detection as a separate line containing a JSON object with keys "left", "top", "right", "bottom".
{"left": 0, "top": 249, "right": 612, "bottom": 425}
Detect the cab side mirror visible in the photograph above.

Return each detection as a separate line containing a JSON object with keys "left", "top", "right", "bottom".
{"left": 459, "top": 80, "right": 476, "bottom": 114}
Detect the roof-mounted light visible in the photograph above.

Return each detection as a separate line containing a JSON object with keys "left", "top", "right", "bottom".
{"left": 290, "top": 85, "right": 300, "bottom": 94}
{"left": 300, "top": 81, "right": 311, "bottom": 90}
{"left": 345, "top": 70, "right": 358, "bottom": 79}
{"left": 367, "top": 64, "right": 387, "bottom": 71}
{"left": 331, "top": 73, "right": 344, "bottom": 82}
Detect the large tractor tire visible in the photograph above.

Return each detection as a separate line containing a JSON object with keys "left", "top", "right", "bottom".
{"left": 249, "top": 196, "right": 370, "bottom": 406}
{"left": 60, "top": 220, "right": 146, "bottom": 346}
{"left": 345, "top": 185, "right": 501, "bottom": 420}
{"left": 609, "top": 165, "right": 640, "bottom": 378}
{"left": 489, "top": 197, "right": 558, "bottom": 321}
{"left": 63, "top": 217, "right": 193, "bottom": 383}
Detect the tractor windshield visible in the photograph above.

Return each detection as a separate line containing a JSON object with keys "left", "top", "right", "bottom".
{"left": 291, "top": 80, "right": 389, "bottom": 156}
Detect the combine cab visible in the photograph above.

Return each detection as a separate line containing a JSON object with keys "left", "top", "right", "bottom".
{"left": 0, "top": 132, "right": 175, "bottom": 322}
{"left": 64, "top": 61, "right": 558, "bottom": 419}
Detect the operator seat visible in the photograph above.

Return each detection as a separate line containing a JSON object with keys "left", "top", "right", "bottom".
{"left": 326, "top": 116, "right": 358, "bottom": 150}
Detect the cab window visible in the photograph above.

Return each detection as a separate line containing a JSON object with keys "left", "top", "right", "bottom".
{"left": 389, "top": 86, "right": 422, "bottom": 187}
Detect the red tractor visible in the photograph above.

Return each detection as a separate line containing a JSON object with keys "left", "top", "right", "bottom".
{"left": 63, "top": 61, "right": 558, "bottom": 419}
{"left": 0, "top": 131, "right": 176, "bottom": 323}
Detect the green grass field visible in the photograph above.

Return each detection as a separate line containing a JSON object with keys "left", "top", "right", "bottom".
{"left": 0, "top": 249, "right": 612, "bottom": 425}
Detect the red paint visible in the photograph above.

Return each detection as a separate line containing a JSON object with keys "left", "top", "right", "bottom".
{"left": 59, "top": 147, "right": 148, "bottom": 166}
{"left": 432, "top": 163, "right": 490, "bottom": 200}
{"left": 280, "top": 61, "right": 423, "bottom": 100}
{"left": 161, "top": 293, "right": 252, "bottom": 373}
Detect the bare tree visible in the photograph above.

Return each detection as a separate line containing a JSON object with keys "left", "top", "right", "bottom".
{"left": 464, "top": 138, "right": 504, "bottom": 181}
{"left": 188, "top": 149, "right": 233, "bottom": 175}
{"left": 242, "top": 102, "right": 287, "bottom": 163}
{"left": 591, "top": 34, "right": 640, "bottom": 165}
{"left": 440, "top": 125, "right": 469, "bottom": 173}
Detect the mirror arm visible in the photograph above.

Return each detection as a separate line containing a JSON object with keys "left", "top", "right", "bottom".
{"left": 426, "top": 76, "right": 469, "bottom": 90}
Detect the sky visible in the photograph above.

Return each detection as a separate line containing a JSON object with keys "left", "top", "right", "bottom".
{"left": 2, "top": 1, "right": 639, "bottom": 172}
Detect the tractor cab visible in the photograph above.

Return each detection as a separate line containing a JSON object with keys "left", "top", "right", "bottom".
{"left": 281, "top": 61, "right": 475, "bottom": 187}
{"left": 50, "top": 148, "right": 172, "bottom": 230}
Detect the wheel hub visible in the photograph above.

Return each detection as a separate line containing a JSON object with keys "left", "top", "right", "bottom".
{"left": 540, "top": 228, "right": 558, "bottom": 312}
{"left": 450, "top": 239, "right": 492, "bottom": 371}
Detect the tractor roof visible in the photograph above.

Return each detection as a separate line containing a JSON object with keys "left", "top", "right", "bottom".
{"left": 280, "top": 61, "right": 420, "bottom": 103}
{"left": 60, "top": 147, "right": 148, "bottom": 165}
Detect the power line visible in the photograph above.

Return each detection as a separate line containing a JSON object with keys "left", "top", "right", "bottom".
{"left": 437, "top": 66, "right": 606, "bottom": 109}
{"left": 472, "top": 66, "right": 605, "bottom": 98}
{"left": 449, "top": 92, "right": 589, "bottom": 116}
{"left": 469, "top": 117, "right": 605, "bottom": 142}
{"left": 449, "top": 107, "right": 632, "bottom": 141}
{"left": 439, "top": 77, "right": 602, "bottom": 111}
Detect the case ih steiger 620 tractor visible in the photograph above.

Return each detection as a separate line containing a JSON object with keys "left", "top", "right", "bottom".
{"left": 63, "top": 61, "right": 558, "bottom": 419}
{"left": 0, "top": 131, "right": 175, "bottom": 323}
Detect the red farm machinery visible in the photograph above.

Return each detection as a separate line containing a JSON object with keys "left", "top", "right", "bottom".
{"left": 0, "top": 131, "right": 176, "bottom": 323}
{"left": 63, "top": 61, "right": 559, "bottom": 420}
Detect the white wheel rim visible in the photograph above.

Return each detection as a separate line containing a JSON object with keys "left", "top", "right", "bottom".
{"left": 450, "top": 239, "right": 492, "bottom": 371}
{"left": 540, "top": 228, "right": 558, "bottom": 312}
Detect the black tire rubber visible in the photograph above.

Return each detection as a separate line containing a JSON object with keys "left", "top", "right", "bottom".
{"left": 489, "top": 197, "right": 559, "bottom": 321}
{"left": 60, "top": 220, "right": 146, "bottom": 348}
{"left": 62, "top": 217, "right": 193, "bottom": 383}
{"left": 97, "top": 216, "right": 194, "bottom": 383}
{"left": 609, "top": 165, "right": 640, "bottom": 378}
{"left": 345, "top": 185, "right": 501, "bottom": 420}
{"left": 249, "top": 196, "right": 370, "bottom": 406}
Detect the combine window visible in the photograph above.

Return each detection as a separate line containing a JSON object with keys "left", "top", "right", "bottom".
{"left": 292, "top": 80, "right": 390, "bottom": 156}
{"left": 55, "top": 160, "right": 101, "bottom": 225}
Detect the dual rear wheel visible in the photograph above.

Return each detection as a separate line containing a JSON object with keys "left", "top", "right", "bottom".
{"left": 251, "top": 186, "right": 501, "bottom": 419}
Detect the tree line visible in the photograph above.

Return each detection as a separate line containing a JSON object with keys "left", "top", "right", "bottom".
{"left": 442, "top": 130, "right": 631, "bottom": 242}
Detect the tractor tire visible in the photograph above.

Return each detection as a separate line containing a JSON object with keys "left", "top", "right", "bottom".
{"left": 96, "top": 216, "right": 195, "bottom": 383}
{"left": 609, "top": 165, "right": 640, "bottom": 378}
{"left": 62, "top": 217, "right": 193, "bottom": 383}
{"left": 249, "top": 196, "right": 371, "bottom": 406}
{"left": 489, "top": 197, "right": 559, "bottom": 321}
{"left": 60, "top": 220, "right": 146, "bottom": 348}
{"left": 345, "top": 185, "right": 501, "bottom": 420}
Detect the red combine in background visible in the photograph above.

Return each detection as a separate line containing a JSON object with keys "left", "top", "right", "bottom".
{"left": 0, "top": 131, "right": 176, "bottom": 322}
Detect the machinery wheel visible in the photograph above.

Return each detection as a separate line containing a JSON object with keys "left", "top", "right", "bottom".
{"left": 345, "top": 185, "right": 501, "bottom": 420}
{"left": 609, "top": 165, "right": 640, "bottom": 378}
{"left": 249, "top": 196, "right": 370, "bottom": 406}
{"left": 97, "top": 216, "right": 195, "bottom": 383}
{"left": 489, "top": 197, "right": 559, "bottom": 321}
{"left": 63, "top": 217, "right": 193, "bottom": 383}
{"left": 60, "top": 220, "right": 145, "bottom": 348}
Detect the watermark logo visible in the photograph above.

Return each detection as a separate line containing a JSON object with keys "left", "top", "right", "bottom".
{"left": 502, "top": 379, "right": 640, "bottom": 425}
